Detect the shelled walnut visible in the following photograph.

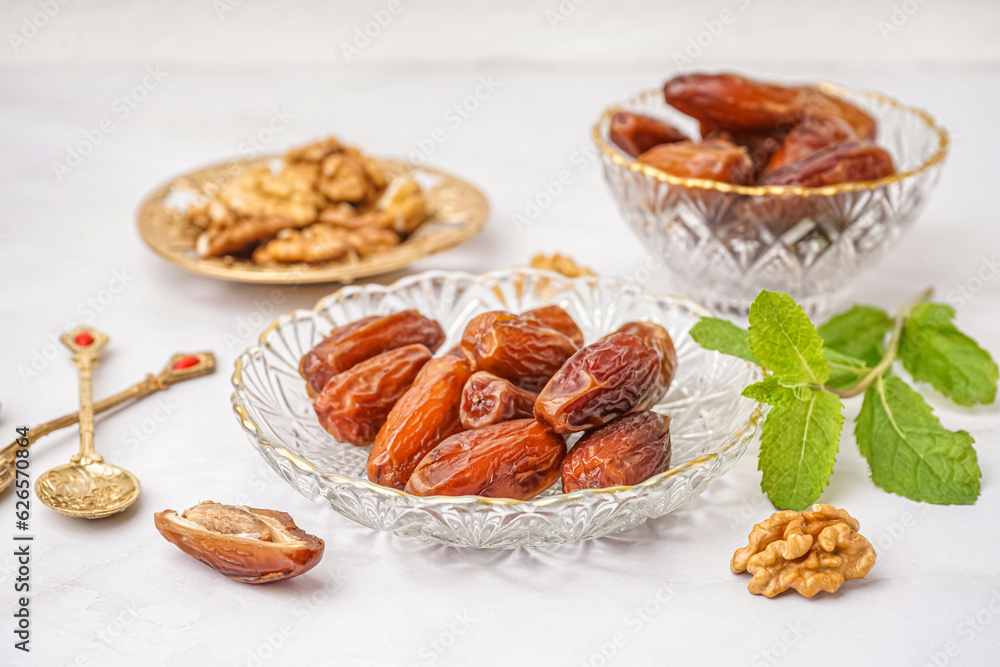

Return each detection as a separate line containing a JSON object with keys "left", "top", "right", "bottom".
{"left": 529, "top": 253, "right": 595, "bottom": 278}
{"left": 731, "top": 504, "right": 876, "bottom": 598}
{"left": 189, "top": 138, "right": 429, "bottom": 265}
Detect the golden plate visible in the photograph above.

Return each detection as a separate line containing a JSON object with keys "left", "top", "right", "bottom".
{"left": 137, "top": 157, "right": 489, "bottom": 284}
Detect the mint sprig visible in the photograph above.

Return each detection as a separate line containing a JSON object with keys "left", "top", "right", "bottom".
{"left": 691, "top": 288, "right": 996, "bottom": 509}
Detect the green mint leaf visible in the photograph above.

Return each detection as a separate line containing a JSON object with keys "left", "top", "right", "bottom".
{"left": 759, "top": 389, "right": 844, "bottom": 510}
{"left": 899, "top": 303, "right": 998, "bottom": 406}
{"left": 856, "top": 375, "right": 981, "bottom": 504}
{"left": 748, "top": 291, "right": 829, "bottom": 384}
{"left": 742, "top": 375, "right": 809, "bottom": 406}
{"left": 689, "top": 317, "right": 760, "bottom": 365}
{"left": 745, "top": 378, "right": 807, "bottom": 405}
{"left": 824, "top": 349, "right": 870, "bottom": 392}
{"left": 818, "top": 305, "right": 893, "bottom": 366}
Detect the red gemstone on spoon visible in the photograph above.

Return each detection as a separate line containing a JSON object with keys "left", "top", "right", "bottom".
{"left": 75, "top": 332, "right": 95, "bottom": 347}
{"left": 173, "top": 355, "right": 200, "bottom": 370}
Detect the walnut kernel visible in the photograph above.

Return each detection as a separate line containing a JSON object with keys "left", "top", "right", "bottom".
{"left": 731, "top": 504, "right": 877, "bottom": 598}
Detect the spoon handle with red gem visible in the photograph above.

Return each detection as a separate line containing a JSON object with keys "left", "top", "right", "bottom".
{"left": 0, "top": 351, "right": 215, "bottom": 461}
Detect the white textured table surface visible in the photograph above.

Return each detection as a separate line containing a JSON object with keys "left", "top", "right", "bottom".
{"left": 2, "top": 65, "right": 999, "bottom": 667}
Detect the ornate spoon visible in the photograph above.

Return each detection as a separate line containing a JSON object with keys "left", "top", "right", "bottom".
{"left": 0, "top": 351, "right": 214, "bottom": 496}
{"left": 35, "top": 327, "right": 142, "bottom": 519}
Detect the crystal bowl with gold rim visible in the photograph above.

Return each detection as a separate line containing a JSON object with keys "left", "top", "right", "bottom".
{"left": 231, "top": 268, "right": 763, "bottom": 548}
{"left": 593, "top": 83, "right": 949, "bottom": 317}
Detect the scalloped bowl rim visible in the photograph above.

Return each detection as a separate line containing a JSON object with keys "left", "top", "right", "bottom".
{"left": 231, "top": 267, "right": 765, "bottom": 510}
{"left": 592, "top": 81, "right": 949, "bottom": 196}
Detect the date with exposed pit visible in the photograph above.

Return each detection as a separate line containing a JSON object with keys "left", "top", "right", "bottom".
{"left": 302, "top": 306, "right": 678, "bottom": 499}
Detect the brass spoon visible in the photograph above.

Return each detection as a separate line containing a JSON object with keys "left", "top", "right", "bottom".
{"left": 35, "top": 327, "right": 142, "bottom": 519}
{"left": 0, "top": 351, "right": 214, "bottom": 496}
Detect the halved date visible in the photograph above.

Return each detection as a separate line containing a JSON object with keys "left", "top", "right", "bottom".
{"left": 154, "top": 501, "right": 324, "bottom": 584}
{"left": 313, "top": 344, "right": 432, "bottom": 446}
{"left": 367, "top": 355, "right": 472, "bottom": 489}
{"left": 520, "top": 305, "right": 584, "bottom": 346}
{"left": 300, "top": 310, "right": 445, "bottom": 396}
{"left": 472, "top": 320, "right": 580, "bottom": 393}
{"left": 614, "top": 322, "right": 678, "bottom": 410}
{"left": 535, "top": 332, "right": 660, "bottom": 434}
{"left": 763, "top": 116, "right": 856, "bottom": 176}
{"left": 609, "top": 111, "right": 690, "bottom": 158}
{"left": 562, "top": 411, "right": 671, "bottom": 492}
{"left": 460, "top": 371, "right": 538, "bottom": 430}
{"left": 758, "top": 140, "right": 895, "bottom": 187}
{"left": 405, "top": 419, "right": 566, "bottom": 500}
{"left": 638, "top": 140, "right": 754, "bottom": 185}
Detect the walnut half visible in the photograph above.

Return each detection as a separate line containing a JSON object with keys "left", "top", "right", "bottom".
{"left": 155, "top": 501, "right": 324, "bottom": 584}
{"left": 731, "top": 504, "right": 876, "bottom": 598}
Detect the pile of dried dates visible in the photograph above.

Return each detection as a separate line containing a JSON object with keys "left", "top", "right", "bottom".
{"left": 301, "top": 306, "right": 677, "bottom": 500}
{"left": 610, "top": 72, "right": 896, "bottom": 187}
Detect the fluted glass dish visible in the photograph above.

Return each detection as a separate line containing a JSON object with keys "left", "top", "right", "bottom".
{"left": 231, "top": 268, "right": 763, "bottom": 548}
{"left": 594, "top": 83, "right": 948, "bottom": 317}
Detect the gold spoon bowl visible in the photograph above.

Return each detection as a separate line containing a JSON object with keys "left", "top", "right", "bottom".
{"left": 35, "top": 460, "right": 141, "bottom": 519}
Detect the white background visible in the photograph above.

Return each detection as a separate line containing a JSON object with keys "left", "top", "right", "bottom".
{"left": 2, "top": 2, "right": 1000, "bottom": 666}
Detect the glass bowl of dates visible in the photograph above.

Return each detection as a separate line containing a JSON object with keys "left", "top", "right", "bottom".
{"left": 231, "top": 268, "right": 763, "bottom": 548}
{"left": 594, "top": 73, "right": 949, "bottom": 317}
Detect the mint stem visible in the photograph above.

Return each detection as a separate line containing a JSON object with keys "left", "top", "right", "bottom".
{"left": 828, "top": 287, "right": 934, "bottom": 399}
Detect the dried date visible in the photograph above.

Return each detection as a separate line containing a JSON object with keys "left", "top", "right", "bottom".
{"left": 459, "top": 310, "right": 519, "bottom": 366}
{"left": 664, "top": 73, "right": 804, "bottom": 132}
{"left": 758, "top": 140, "right": 895, "bottom": 187}
{"left": 300, "top": 310, "right": 445, "bottom": 395}
{"left": 614, "top": 322, "right": 678, "bottom": 410}
{"left": 405, "top": 419, "right": 566, "bottom": 500}
{"left": 313, "top": 344, "right": 432, "bottom": 446}
{"left": 609, "top": 111, "right": 690, "bottom": 158}
{"left": 798, "top": 86, "right": 877, "bottom": 140}
{"left": 154, "top": 501, "right": 324, "bottom": 584}
{"left": 704, "top": 127, "right": 792, "bottom": 178}
{"left": 519, "top": 305, "right": 584, "bottom": 346}
{"left": 562, "top": 411, "right": 671, "bottom": 492}
{"left": 472, "top": 320, "right": 580, "bottom": 393}
{"left": 534, "top": 332, "right": 660, "bottom": 434}
{"left": 638, "top": 140, "right": 754, "bottom": 185}
{"left": 460, "top": 371, "right": 538, "bottom": 430}
{"left": 763, "top": 116, "right": 856, "bottom": 176}
{"left": 367, "top": 355, "right": 472, "bottom": 489}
